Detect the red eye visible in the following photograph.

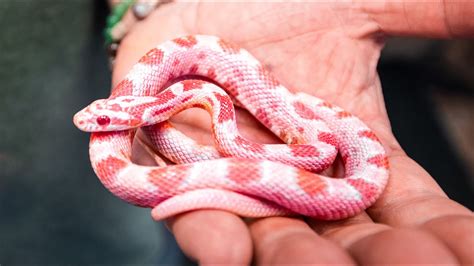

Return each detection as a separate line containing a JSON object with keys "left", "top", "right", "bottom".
{"left": 96, "top": 115, "right": 110, "bottom": 126}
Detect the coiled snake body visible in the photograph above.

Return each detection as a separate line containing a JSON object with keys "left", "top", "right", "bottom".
{"left": 74, "top": 35, "right": 389, "bottom": 221}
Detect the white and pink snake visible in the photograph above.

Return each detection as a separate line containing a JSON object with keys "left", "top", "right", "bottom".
{"left": 73, "top": 35, "right": 389, "bottom": 221}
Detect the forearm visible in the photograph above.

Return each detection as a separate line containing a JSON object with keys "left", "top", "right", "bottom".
{"left": 358, "top": 0, "right": 474, "bottom": 38}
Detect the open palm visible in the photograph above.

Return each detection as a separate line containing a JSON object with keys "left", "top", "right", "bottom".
{"left": 112, "top": 2, "right": 473, "bottom": 264}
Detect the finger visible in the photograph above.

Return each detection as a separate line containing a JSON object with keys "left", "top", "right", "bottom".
{"left": 249, "top": 217, "right": 355, "bottom": 264}
{"left": 167, "top": 210, "right": 252, "bottom": 265}
{"left": 360, "top": 1, "right": 474, "bottom": 38}
{"left": 421, "top": 215, "right": 474, "bottom": 264}
{"left": 310, "top": 213, "right": 460, "bottom": 264}
{"left": 308, "top": 209, "right": 462, "bottom": 264}
{"left": 308, "top": 213, "right": 388, "bottom": 247}
{"left": 348, "top": 228, "right": 459, "bottom": 264}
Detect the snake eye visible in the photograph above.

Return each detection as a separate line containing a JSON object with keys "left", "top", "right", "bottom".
{"left": 96, "top": 115, "right": 110, "bottom": 126}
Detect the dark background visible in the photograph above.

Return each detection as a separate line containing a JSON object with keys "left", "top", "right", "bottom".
{"left": 0, "top": 1, "right": 472, "bottom": 264}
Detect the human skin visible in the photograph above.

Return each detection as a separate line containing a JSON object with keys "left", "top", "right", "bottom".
{"left": 111, "top": 1, "right": 474, "bottom": 264}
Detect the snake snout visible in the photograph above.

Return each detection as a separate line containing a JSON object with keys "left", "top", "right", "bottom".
{"left": 73, "top": 107, "right": 96, "bottom": 132}
{"left": 73, "top": 111, "right": 87, "bottom": 131}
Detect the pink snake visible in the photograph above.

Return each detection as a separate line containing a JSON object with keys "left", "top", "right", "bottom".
{"left": 73, "top": 35, "right": 389, "bottom": 221}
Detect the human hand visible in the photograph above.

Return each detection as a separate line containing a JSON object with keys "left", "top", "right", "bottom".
{"left": 113, "top": 1, "right": 474, "bottom": 264}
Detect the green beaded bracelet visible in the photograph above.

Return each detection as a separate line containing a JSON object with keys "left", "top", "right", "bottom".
{"left": 104, "top": 0, "right": 136, "bottom": 46}
{"left": 104, "top": 0, "right": 172, "bottom": 69}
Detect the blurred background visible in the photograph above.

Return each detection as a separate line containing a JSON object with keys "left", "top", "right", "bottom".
{"left": 0, "top": 1, "right": 472, "bottom": 264}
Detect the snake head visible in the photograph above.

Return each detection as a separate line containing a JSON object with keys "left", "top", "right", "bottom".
{"left": 73, "top": 96, "right": 152, "bottom": 132}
